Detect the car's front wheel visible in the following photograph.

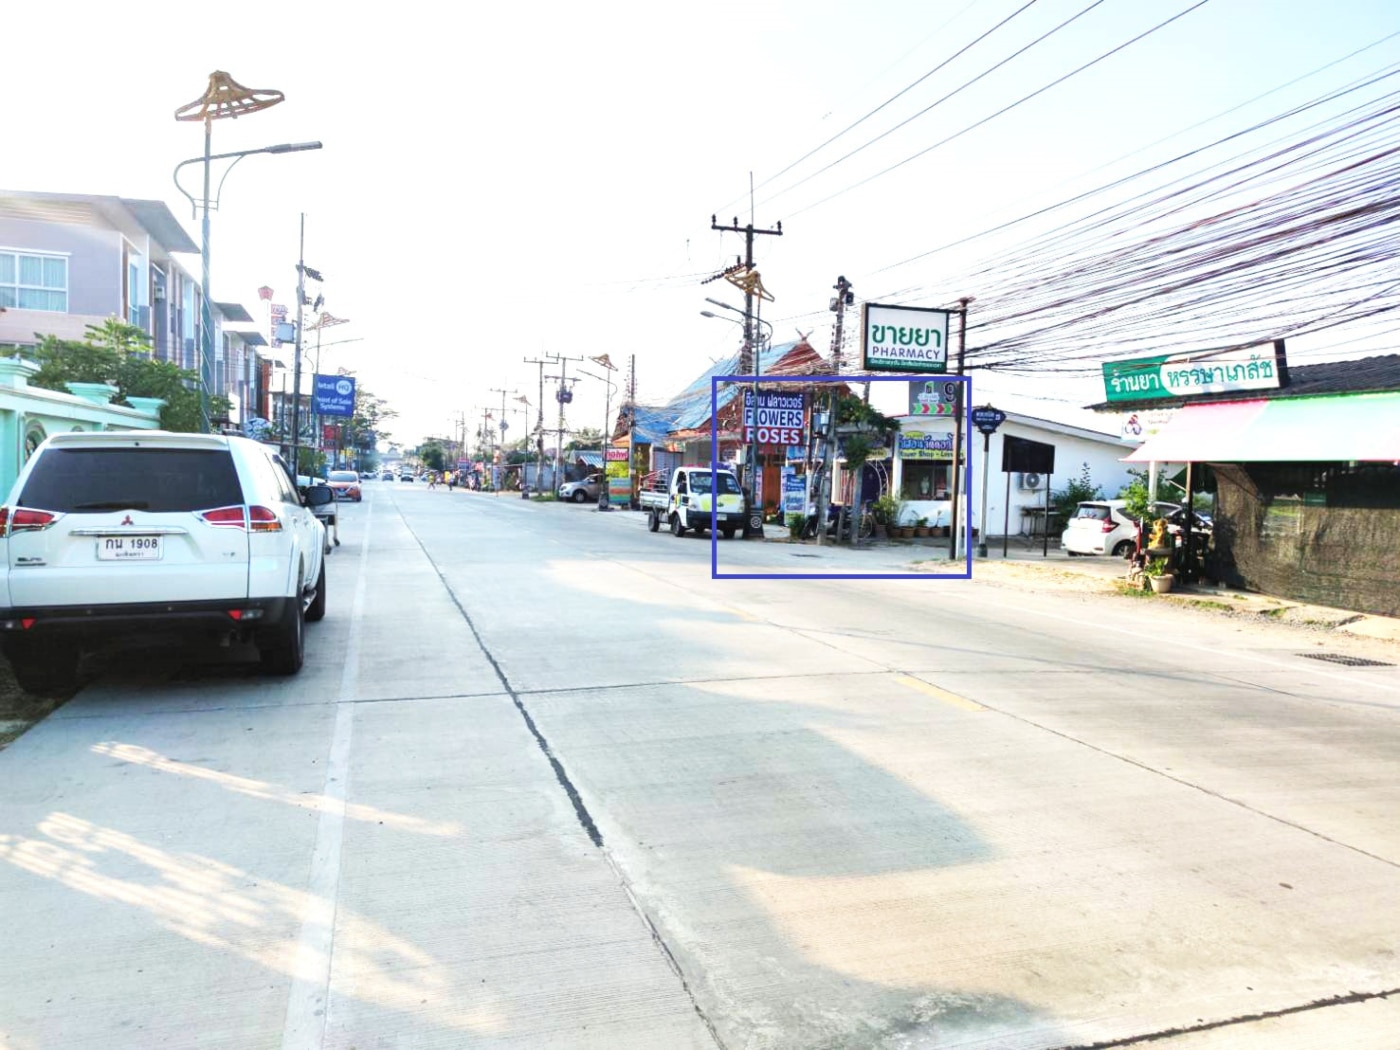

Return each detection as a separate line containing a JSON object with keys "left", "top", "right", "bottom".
{"left": 670, "top": 513, "right": 686, "bottom": 537}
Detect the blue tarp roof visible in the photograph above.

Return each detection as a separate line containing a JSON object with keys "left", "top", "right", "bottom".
{"left": 623, "top": 339, "right": 812, "bottom": 443}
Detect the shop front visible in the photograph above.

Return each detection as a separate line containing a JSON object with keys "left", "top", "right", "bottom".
{"left": 891, "top": 428, "right": 960, "bottom": 530}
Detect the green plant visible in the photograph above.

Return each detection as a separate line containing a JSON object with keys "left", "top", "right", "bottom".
{"left": 1052, "top": 463, "right": 1102, "bottom": 524}
{"left": 1117, "top": 466, "right": 1165, "bottom": 525}
{"left": 1143, "top": 556, "right": 1172, "bottom": 578}
{"left": 872, "top": 493, "right": 900, "bottom": 525}
{"left": 785, "top": 512, "right": 805, "bottom": 536}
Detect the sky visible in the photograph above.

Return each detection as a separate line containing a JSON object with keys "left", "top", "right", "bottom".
{"left": 5, "top": 0, "right": 1398, "bottom": 450}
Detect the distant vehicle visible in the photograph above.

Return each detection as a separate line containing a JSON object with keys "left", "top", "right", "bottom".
{"left": 639, "top": 466, "right": 745, "bottom": 538}
{"left": 558, "top": 473, "right": 601, "bottom": 503}
{"left": 1061, "top": 499, "right": 1137, "bottom": 557}
{"left": 399, "top": 472, "right": 414, "bottom": 482}
{"left": 380, "top": 470, "right": 394, "bottom": 481}
{"left": 0, "top": 431, "right": 332, "bottom": 692}
{"left": 326, "top": 470, "right": 362, "bottom": 502}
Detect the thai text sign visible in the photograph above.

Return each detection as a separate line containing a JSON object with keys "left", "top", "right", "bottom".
{"left": 605, "top": 447, "right": 629, "bottom": 462}
{"left": 908, "top": 379, "right": 962, "bottom": 416}
{"left": 898, "top": 430, "right": 963, "bottom": 461}
{"left": 1102, "top": 342, "right": 1284, "bottom": 403}
{"left": 313, "top": 373, "right": 357, "bottom": 417}
{"left": 862, "top": 303, "right": 950, "bottom": 373}
{"left": 744, "top": 391, "right": 807, "bottom": 446}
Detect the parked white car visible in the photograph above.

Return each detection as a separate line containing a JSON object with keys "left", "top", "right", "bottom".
{"left": 1060, "top": 499, "right": 1138, "bottom": 557}
{"left": 0, "top": 431, "right": 333, "bottom": 693}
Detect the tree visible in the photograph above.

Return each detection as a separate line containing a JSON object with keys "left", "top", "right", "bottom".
{"left": 9, "top": 319, "right": 225, "bottom": 432}
{"left": 564, "top": 427, "right": 603, "bottom": 452}
{"left": 1053, "top": 463, "right": 1103, "bottom": 524}
{"left": 420, "top": 442, "right": 446, "bottom": 472}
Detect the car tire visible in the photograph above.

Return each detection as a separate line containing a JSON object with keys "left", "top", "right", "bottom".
{"left": 571, "top": 490, "right": 589, "bottom": 503}
{"left": 258, "top": 597, "right": 305, "bottom": 676}
{"left": 5, "top": 640, "right": 78, "bottom": 696}
{"left": 647, "top": 510, "right": 660, "bottom": 533}
{"left": 1112, "top": 540, "right": 1134, "bottom": 558}
{"left": 670, "top": 513, "right": 686, "bottom": 537}
{"left": 721, "top": 526, "right": 736, "bottom": 539}
{"left": 305, "top": 559, "right": 327, "bottom": 623}
{"left": 1066, "top": 551, "right": 1083, "bottom": 557}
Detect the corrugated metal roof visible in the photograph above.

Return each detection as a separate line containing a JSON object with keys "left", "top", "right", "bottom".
{"left": 1088, "top": 354, "right": 1400, "bottom": 412}
{"left": 573, "top": 450, "right": 603, "bottom": 467}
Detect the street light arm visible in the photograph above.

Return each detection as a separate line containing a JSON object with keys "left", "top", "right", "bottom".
{"left": 173, "top": 142, "right": 324, "bottom": 219}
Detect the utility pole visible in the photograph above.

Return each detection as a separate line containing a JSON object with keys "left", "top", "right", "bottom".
{"left": 627, "top": 354, "right": 637, "bottom": 509}
{"left": 523, "top": 356, "right": 549, "bottom": 492}
{"left": 489, "top": 386, "right": 516, "bottom": 495}
{"left": 547, "top": 352, "right": 584, "bottom": 493}
{"left": 948, "top": 297, "right": 974, "bottom": 561}
{"left": 289, "top": 213, "right": 306, "bottom": 478}
{"left": 711, "top": 213, "right": 782, "bottom": 537}
{"left": 815, "top": 275, "right": 852, "bottom": 546}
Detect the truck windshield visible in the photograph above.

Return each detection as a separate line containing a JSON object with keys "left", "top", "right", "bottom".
{"left": 688, "top": 472, "right": 740, "bottom": 495}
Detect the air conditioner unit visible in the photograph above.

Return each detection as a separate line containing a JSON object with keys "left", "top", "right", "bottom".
{"left": 1019, "top": 471, "right": 1046, "bottom": 491}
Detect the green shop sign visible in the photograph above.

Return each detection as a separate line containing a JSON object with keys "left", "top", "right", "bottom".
{"left": 1102, "top": 342, "right": 1285, "bottom": 403}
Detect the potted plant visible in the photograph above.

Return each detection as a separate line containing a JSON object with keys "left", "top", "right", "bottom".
{"left": 914, "top": 516, "right": 930, "bottom": 538}
{"left": 894, "top": 502, "right": 914, "bottom": 538}
{"left": 872, "top": 494, "right": 899, "bottom": 540}
{"left": 785, "top": 511, "right": 805, "bottom": 540}
{"left": 1144, "top": 556, "right": 1174, "bottom": 594}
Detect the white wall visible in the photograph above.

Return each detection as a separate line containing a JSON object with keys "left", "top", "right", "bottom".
{"left": 891, "top": 414, "right": 1135, "bottom": 536}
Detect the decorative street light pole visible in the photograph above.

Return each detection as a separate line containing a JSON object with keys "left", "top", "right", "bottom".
{"left": 584, "top": 353, "right": 618, "bottom": 511}
{"left": 174, "top": 71, "right": 320, "bottom": 433}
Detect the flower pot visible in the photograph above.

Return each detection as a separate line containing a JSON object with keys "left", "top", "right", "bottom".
{"left": 895, "top": 526, "right": 912, "bottom": 539}
{"left": 1149, "top": 574, "right": 1175, "bottom": 594}
{"left": 914, "top": 526, "right": 930, "bottom": 538}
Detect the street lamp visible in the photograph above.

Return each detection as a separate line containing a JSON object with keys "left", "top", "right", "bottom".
{"left": 174, "top": 71, "right": 321, "bottom": 433}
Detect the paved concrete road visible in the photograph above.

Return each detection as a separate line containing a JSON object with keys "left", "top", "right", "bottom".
{"left": 2, "top": 485, "right": 1398, "bottom": 1049}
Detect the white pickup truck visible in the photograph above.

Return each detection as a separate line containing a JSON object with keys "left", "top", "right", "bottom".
{"left": 639, "top": 466, "right": 747, "bottom": 538}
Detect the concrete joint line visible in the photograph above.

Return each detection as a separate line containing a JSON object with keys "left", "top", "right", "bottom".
{"left": 1047, "top": 985, "right": 1399, "bottom": 1049}
{"left": 397, "top": 513, "right": 726, "bottom": 1045}
{"left": 281, "top": 503, "right": 372, "bottom": 1050}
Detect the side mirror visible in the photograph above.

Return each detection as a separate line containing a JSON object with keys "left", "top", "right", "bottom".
{"left": 304, "top": 485, "right": 335, "bottom": 508}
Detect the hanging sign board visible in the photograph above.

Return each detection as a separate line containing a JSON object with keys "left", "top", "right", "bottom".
{"left": 897, "top": 430, "right": 963, "bottom": 462}
{"left": 744, "top": 391, "right": 808, "bottom": 446}
{"left": 1102, "top": 341, "right": 1286, "bottom": 403}
{"left": 908, "top": 380, "right": 962, "bottom": 416}
{"left": 313, "top": 374, "right": 356, "bottom": 417}
{"left": 971, "top": 407, "right": 1006, "bottom": 435}
{"left": 862, "top": 303, "right": 951, "bottom": 374}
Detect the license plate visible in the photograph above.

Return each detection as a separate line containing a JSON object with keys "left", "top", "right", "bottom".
{"left": 97, "top": 536, "right": 163, "bottom": 561}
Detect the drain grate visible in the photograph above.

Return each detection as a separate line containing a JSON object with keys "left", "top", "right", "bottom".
{"left": 1299, "top": 652, "right": 1394, "bottom": 667}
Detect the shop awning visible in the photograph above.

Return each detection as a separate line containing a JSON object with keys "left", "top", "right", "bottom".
{"left": 1124, "top": 392, "right": 1400, "bottom": 463}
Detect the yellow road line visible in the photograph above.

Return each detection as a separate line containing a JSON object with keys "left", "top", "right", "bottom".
{"left": 894, "top": 675, "right": 984, "bottom": 711}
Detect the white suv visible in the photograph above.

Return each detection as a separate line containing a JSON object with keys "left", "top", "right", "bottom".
{"left": 0, "top": 431, "right": 333, "bottom": 693}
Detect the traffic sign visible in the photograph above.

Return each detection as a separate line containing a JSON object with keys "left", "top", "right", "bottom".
{"left": 971, "top": 406, "right": 1006, "bottom": 435}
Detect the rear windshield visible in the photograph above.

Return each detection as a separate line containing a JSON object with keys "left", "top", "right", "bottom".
{"left": 1073, "top": 504, "right": 1112, "bottom": 521}
{"left": 19, "top": 447, "right": 243, "bottom": 513}
{"left": 689, "top": 472, "right": 741, "bottom": 495}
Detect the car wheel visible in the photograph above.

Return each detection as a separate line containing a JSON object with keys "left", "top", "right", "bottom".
{"left": 305, "top": 558, "right": 327, "bottom": 623}
{"left": 670, "top": 513, "right": 686, "bottom": 537}
{"left": 721, "top": 526, "right": 736, "bottom": 539}
{"left": 1112, "top": 540, "right": 1134, "bottom": 558}
{"left": 647, "top": 510, "right": 660, "bottom": 533}
{"left": 5, "top": 640, "right": 79, "bottom": 695}
{"left": 258, "top": 595, "right": 305, "bottom": 676}
{"left": 1066, "top": 551, "right": 1083, "bottom": 557}
{"left": 572, "top": 490, "right": 589, "bottom": 503}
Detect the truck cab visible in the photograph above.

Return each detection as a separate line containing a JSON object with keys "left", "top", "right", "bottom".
{"left": 642, "top": 466, "right": 746, "bottom": 538}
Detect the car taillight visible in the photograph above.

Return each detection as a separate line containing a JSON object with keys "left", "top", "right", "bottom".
{"left": 198, "top": 506, "right": 247, "bottom": 528}
{"left": 1101, "top": 520, "right": 1116, "bottom": 532}
{"left": 248, "top": 505, "right": 282, "bottom": 532}
{"left": 0, "top": 506, "right": 61, "bottom": 534}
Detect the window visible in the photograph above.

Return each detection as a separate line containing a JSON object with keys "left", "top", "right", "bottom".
{"left": 18, "top": 448, "right": 242, "bottom": 512}
{"left": 689, "top": 471, "right": 740, "bottom": 495}
{"left": 899, "top": 462, "right": 950, "bottom": 501}
{"left": 0, "top": 251, "right": 67, "bottom": 312}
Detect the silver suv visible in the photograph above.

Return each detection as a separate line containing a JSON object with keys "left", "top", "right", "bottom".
{"left": 0, "top": 431, "right": 333, "bottom": 693}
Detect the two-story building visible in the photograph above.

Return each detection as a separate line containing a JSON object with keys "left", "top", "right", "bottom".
{"left": 0, "top": 190, "right": 266, "bottom": 425}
